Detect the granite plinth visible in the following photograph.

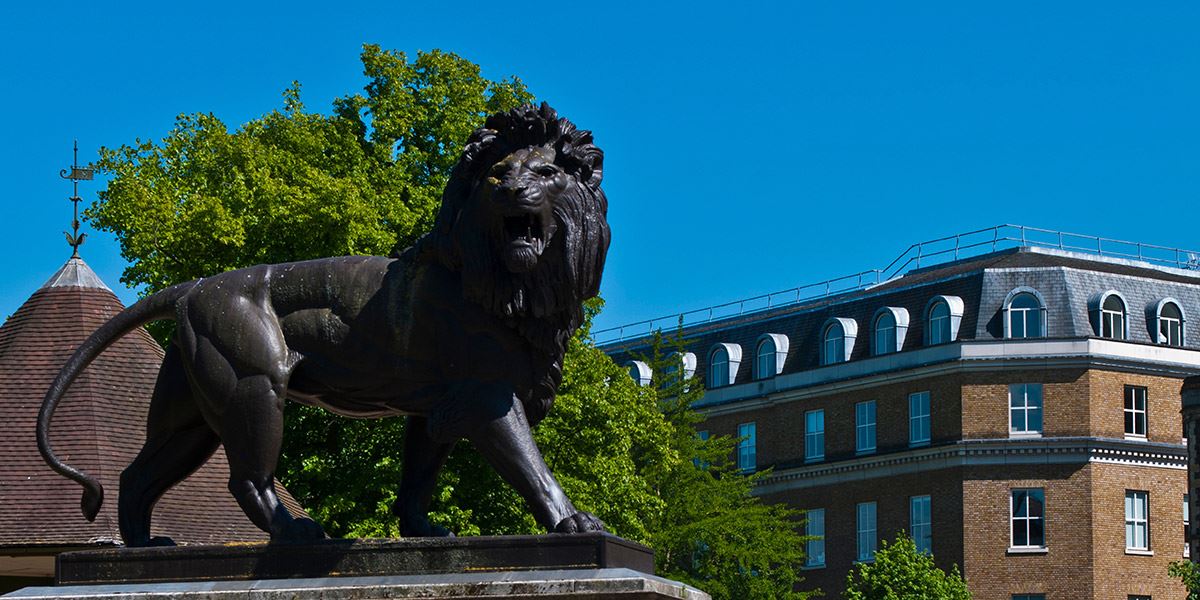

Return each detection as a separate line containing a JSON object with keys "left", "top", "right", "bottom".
{"left": 5, "top": 568, "right": 711, "bottom": 599}
{"left": 55, "top": 533, "right": 654, "bottom": 585}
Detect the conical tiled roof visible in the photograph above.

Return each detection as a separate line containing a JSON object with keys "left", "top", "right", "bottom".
{"left": 0, "top": 257, "right": 303, "bottom": 554}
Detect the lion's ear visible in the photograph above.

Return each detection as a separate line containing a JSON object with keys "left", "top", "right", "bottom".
{"left": 581, "top": 151, "right": 603, "bottom": 188}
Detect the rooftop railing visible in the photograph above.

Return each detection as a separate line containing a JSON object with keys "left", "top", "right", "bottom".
{"left": 591, "top": 224, "right": 1200, "bottom": 347}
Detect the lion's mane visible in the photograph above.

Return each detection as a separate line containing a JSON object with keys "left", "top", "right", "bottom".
{"left": 412, "top": 103, "right": 610, "bottom": 419}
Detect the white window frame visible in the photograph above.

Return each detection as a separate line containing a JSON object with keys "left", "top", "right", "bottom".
{"left": 1010, "top": 488, "right": 1046, "bottom": 550}
{"left": 1185, "top": 493, "right": 1190, "bottom": 558}
{"left": 910, "top": 495, "right": 932, "bottom": 554}
{"left": 1125, "top": 490, "right": 1150, "bottom": 552}
{"left": 806, "top": 508, "right": 825, "bottom": 568}
{"left": 1004, "top": 287, "right": 1047, "bottom": 339}
{"left": 706, "top": 343, "right": 741, "bottom": 389}
{"left": 857, "top": 501, "right": 877, "bottom": 562}
{"left": 754, "top": 333, "right": 789, "bottom": 379}
{"left": 856, "top": 400, "right": 877, "bottom": 455}
{"left": 909, "top": 391, "right": 931, "bottom": 447}
{"left": 1124, "top": 385, "right": 1147, "bottom": 439}
{"left": 737, "top": 422, "right": 756, "bottom": 473}
{"left": 1154, "top": 298, "right": 1186, "bottom": 347}
{"left": 1090, "top": 290, "right": 1128, "bottom": 340}
{"left": 805, "top": 409, "right": 825, "bottom": 462}
{"left": 1009, "top": 383, "right": 1044, "bottom": 437}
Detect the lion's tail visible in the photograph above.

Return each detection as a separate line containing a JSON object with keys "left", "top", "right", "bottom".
{"left": 37, "top": 280, "right": 196, "bottom": 521}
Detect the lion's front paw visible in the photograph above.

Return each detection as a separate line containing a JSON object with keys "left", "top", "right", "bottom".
{"left": 399, "top": 516, "right": 455, "bottom": 538}
{"left": 272, "top": 517, "right": 326, "bottom": 543}
{"left": 553, "top": 511, "right": 606, "bottom": 534}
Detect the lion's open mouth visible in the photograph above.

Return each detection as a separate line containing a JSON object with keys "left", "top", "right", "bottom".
{"left": 502, "top": 212, "right": 548, "bottom": 272}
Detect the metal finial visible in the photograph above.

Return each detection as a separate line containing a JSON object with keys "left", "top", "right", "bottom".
{"left": 59, "top": 140, "right": 95, "bottom": 258}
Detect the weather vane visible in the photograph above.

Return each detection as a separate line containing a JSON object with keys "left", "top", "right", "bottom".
{"left": 59, "top": 140, "right": 95, "bottom": 258}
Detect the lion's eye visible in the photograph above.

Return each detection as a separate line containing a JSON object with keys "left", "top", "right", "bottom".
{"left": 536, "top": 166, "right": 558, "bottom": 177}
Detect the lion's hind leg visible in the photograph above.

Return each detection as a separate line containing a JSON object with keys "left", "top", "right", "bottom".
{"left": 216, "top": 371, "right": 325, "bottom": 543}
{"left": 119, "top": 345, "right": 220, "bottom": 548}
{"left": 395, "top": 415, "right": 455, "bottom": 537}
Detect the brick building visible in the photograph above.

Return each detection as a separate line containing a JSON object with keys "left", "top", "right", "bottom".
{"left": 601, "top": 226, "right": 1199, "bottom": 599}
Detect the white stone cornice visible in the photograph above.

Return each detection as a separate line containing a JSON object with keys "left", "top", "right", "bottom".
{"left": 753, "top": 437, "right": 1187, "bottom": 496}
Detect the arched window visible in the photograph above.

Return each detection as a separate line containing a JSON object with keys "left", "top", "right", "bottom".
{"left": 660, "top": 352, "right": 697, "bottom": 390}
{"left": 924, "top": 296, "right": 963, "bottom": 346}
{"left": 874, "top": 312, "right": 895, "bottom": 355}
{"left": 820, "top": 318, "right": 857, "bottom": 365}
{"left": 676, "top": 352, "right": 697, "bottom": 380}
{"left": 1155, "top": 299, "right": 1185, "bottom": 346}
{"left": 756, "top": 338, "right": 775, "bottom": 379}
{"left": 872, "top": 307, "right": 910, "bottom": 355}
{"left": 928, "top": 302, "right": 950, "bottom": 344}
{"left": 754, "top": 333, "right": 789, "bottom": 379}
{"left": 709, "top": 347, "right": 729, "bottom": 388}
{"left": 1004, "top": 288, "right": 1046, "bottom": 339}
{"left": 627, "top": 361, "right": 651, "bottom": 386}
{"left": 707, "top": 343, "right": 742, "bottom": 388}
{"left": 1089, "top": 291, "right": 1128, "bottom": 340}
{"left": 822, "top": 321, "right": 845, "bottom": 366}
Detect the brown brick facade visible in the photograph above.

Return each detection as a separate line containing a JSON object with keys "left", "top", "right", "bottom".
{"left": 698, "top": 368, "right": 1191, "bottom": 599}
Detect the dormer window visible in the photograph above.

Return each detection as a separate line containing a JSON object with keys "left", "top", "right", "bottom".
{"left": 872, "top": 307, "right": 910, "bottom": 355}
{"left": 707, "top": 343, "right": 742, "bottom": 388}
{"left": 628, "top": 361, "right": 652, "bottom": 386}
{"left": 1090, "top": 291, "right": 1128, "bottom": 340}
{"left": 1004, "top": 288, "right": 1047, "bottom": 339}
{"left": 820, "top": 318, "right": 858, "bottom": 365}
{"left": 1154, "top": 299, "right": 1185, "bottom": 346}
{"left": 929, "top": 302, "right": 950, "bottom": 343}
{"left": 660, "top": 352, "right": 697, "bottom": 389}
{"left": 924, "top": 295, "right": 964, "bottom": 346}
{"left": 754, "top": 333, "right": 789, "bottom": 379}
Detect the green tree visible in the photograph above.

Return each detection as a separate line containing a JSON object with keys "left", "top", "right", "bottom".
{"left": 91, "top": 44, "right": 531, "bottom": 290}
{"left": 1168, "top": 560, "right": 1200, "bottom": 600}
{"left": 640, "top": 332, "right": 816, "bottom": 600}
{"left": 844, "top": 533, "right": 970, "bottom": 600}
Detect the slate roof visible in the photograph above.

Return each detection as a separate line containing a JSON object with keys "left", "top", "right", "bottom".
{"left": 0, "top": 257, "right": 305, "bottom": 549}
{"left": 605, "top": 246, "right": 1200, "bottom": 387}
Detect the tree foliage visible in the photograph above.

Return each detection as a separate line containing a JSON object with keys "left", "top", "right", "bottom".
{"left": 639, "top": 332, "right": 816, "bottom": 600}
{"left": 1169, "top": 560, "right": 1200, "bottom": 600}
{"left": 89, "top": 44, "right": 817, "bottom": 599}
{"left": 844, "top": 533, "right": 970, "bottom": 600}
{"left": 90, "top": 44, "right": 532, "bottom": 290}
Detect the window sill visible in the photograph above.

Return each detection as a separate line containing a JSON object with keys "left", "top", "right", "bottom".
{"left": 1124, "top": 435, "right": 1148, "bottom": 442}
{"left": 1007, "top": 546, "right": 1048, "bottom": 555}
{"left": 1009, "top": 432, "right": 1043, "bottom": 439}
{"left": 1125, "top": 549, "right": 1153, "bottom": 556}
{"left": 909, "top": 440, "right": 930, "bottom": 448}
{"left": 855, "top": 449, "right": 876, "bottom": 456}
{"left": 804, "top": 457, "right": 824, "bottom": 464}
{"left": 802, "top": 563, "right": 825, "bottom": 571}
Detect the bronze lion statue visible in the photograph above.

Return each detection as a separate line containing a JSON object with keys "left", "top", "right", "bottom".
{"left": 38, "top": 103, "right": 611, "bottom": 546}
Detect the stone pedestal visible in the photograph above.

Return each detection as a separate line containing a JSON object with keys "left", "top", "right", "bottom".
{"left": 2, "top": 534, "right": 709, "bottom": 599}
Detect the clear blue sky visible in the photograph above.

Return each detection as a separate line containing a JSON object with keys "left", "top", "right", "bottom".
{"left": 2, "top": 2, "right": 1197, "bottom": 333}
